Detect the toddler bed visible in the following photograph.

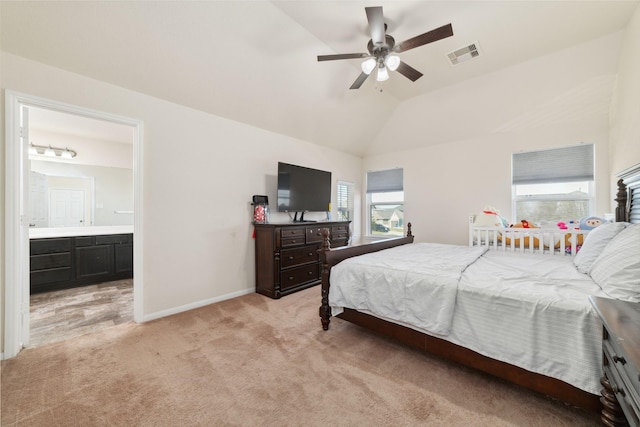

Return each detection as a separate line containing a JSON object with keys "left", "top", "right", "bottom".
{"left": 468, "top": 217, "right": 591, "bottom": 255}
{"left": 319, "top": 173, "right": 640, "bottom": 414}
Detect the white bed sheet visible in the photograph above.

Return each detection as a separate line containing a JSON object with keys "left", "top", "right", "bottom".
{"left": 329, "top": 243, "right": 487, "bottom": 335}
{"left": 329, "top": 246, "right": 610, "bottom": 395}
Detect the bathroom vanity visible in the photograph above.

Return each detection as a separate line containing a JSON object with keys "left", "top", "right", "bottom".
{"left": 29, "top": 226, "right": 133, "bottom": 294}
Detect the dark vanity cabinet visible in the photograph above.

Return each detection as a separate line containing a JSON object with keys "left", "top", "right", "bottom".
{"left": 30, "top": 233, "right": 133, "bottom": 293}
{"left": 254, "top": 221, "right": 350, "bottom": 299}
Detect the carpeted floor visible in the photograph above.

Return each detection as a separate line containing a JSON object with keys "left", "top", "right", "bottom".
{"left": 1, "top": 286, "right": 601, "bottom": 426}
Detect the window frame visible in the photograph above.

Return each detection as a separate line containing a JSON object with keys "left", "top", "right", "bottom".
{"left": 511, "top": 144, "right": 595, "bottom": 224}
{"left": 365, "top": 168, "right": 404, "bottom": 238}
{"left": 336, "top": 180, "right": 354, "bottom": 222}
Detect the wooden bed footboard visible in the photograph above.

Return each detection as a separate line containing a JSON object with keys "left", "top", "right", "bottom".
{"left": 319, "top": 222, "right": 414, "bottom": 331}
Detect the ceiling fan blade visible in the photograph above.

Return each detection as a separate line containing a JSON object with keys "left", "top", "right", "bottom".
{"left": 393, "top": 23, "right": 453, "bottom": 53}
{"left": 365, "top": 6, "right": 385, "bottom": 46}
{"left": 349, "top": 72, "right": 371, "bottom": 90}
{"left": 317, "top": 53, "right": 369, "bottom": 62}
{"left": 396, "top": 61, "right": 423, "bottom": 82}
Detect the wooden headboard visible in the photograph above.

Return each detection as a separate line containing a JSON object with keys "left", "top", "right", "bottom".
{"left": 615, "top": 163, "right": 640, "bottom": 224}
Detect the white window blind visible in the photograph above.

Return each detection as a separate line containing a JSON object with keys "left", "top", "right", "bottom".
{"left": 336, "top": 181, "right": 354, "bottom": 221}
{"left": 512, "top": 144, "right": 594, "bottom": 185}
{"left": 367, "top": 168, "right": 403, "bottom": 193}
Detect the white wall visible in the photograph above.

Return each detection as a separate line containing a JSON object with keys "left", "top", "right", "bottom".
{"left": 0, "top": 52, "right": 362, "bottom": 347}
{"left": 364, "top": 33, "right": 623, "bottom": 245}
{"left": 609, "top": 4, "right": 640, "bottom": 179}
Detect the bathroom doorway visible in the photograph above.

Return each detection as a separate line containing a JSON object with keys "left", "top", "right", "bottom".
{"left": 4, "top": 91, "right": 144, "bottom": 358}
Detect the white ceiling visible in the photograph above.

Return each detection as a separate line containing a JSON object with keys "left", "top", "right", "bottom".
{"left": 2, "top": 1, "right": 638, "bottom": 156}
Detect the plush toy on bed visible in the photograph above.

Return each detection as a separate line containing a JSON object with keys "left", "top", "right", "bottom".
{"left": 499, "top": 219, "right": 542, "bottom": 248}
{"left": 473, "top": 206, "right": 508, "bottom": 227}
{"left": 579, "top": 216, "right": 607, "bottom": 230}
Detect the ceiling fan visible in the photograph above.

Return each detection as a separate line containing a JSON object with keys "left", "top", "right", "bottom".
{"left": 317, "top": 6, "right": 453, "bottom": 89}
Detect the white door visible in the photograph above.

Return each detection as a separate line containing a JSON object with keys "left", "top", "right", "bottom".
{"left": 49, "top": 189, "right": 85, "bottom": 227}
{"left": 29, "top": 171, "right": 49, "bottom": 227}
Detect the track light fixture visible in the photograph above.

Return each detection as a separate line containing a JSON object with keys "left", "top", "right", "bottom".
{"left": 29, "top": 143, "right": 77, "bottom": 159}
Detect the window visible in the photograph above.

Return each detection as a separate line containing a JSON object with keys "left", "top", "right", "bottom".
{"left": 366, "top": 168, "right": 404, "bottom": 237}
{"left": 512, "top": 144, "right": 594, "bottom": 224}
{"left": 336, "top": 181, "right": 354, "bottom": 222}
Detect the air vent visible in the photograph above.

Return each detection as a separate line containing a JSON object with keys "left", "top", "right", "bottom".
{"left": 447, "top": 42, "right": 481, "bottom": 65}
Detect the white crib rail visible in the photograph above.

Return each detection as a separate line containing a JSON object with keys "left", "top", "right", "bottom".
{"left": 468, "top": 216, "right": 590, "bottom": 256}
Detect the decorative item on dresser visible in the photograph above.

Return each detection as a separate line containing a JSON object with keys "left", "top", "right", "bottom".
{"left": 254, "top": 221, "right": 350, "bottom": 298}
{"left": 590, "top": 296, "right": 640, "bottom": 427}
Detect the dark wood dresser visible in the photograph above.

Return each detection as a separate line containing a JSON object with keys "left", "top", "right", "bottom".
{"left": 254, "top": 221, "right": 350, "bottom": 298}
{"left": 590, "top": 296, "right": 640, "bottom": 427}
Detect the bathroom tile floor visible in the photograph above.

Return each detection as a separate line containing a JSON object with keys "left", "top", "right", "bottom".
{"left": 29, "top": 279, "right": 133, "bottom": 348}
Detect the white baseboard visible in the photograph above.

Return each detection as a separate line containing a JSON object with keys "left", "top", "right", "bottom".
{"left": 143, "top": 287, "right": 255, "bottom": 322}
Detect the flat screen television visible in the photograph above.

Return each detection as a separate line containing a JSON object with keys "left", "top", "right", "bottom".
{"left": 277, "top": 162, "right": 331, "bottom": 221}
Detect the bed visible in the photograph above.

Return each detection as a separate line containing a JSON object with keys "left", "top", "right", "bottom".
{"left": 319, "top": 168, "right": 640, "bottom": 415}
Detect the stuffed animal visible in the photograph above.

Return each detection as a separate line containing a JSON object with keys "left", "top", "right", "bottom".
{"left": 473, "top": 206, "right": 508, "bottom": 227}
{"left": 579, "top": 216, "right": 606, "bottom": 230}
{"left": 499, "top": 219, "right": 541, "bottom": 248}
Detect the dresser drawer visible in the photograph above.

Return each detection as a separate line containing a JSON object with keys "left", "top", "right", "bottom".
{"left": 604, "top": 337, "right": 640, "bottom": 422}
{"left": 280, "top": 263, "right": 320, "bottom": 291}
{"left": 306, "top": 226, "right": 328, "bottom": 243}
{"left": 30, "top": 238, "right": 71, "bottom": 255}
{"left": 332, "top": 225, "right": 348, "bottom": 234}
{"left": 604, "top": 359, "right": 640, "bottom": 427}
{"left": 281, "top": 228, "right": 305, "bottom": 247}
{"left": 30, "top": 252, "right": 71, "bottom": 271}
{"left": 30, "top": 267, "right": 72, "bottom": 286}
{"left": 96, "top": 234, "right": 131, "bottom": 245}
{"left": 281, "top": 246, "right": 319, "bottom": 269}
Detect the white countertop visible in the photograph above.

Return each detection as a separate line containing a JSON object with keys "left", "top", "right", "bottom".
{"left": 29, "top": 225, "right": 134, "bottom": 239}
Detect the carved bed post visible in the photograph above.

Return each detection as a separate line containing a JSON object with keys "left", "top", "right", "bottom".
{"left": 406, "top": 222, "right": 412, "bottom": 237}
{"left": 319, "top": 228, "right": 332, "bottom": 330}
{"left": 615, "top": 179, "right": 628, "bottom": 223}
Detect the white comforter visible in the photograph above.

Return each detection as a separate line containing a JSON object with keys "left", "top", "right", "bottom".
{"left": 329, "top": 243, "right": 487, "bottom": 335}
{"left": 328, "top": 243, "right": 610, "bottom": 394}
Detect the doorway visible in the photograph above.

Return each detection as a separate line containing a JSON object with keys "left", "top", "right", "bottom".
{"left": 4, "top": 91, "right": 144, "bottom": 358}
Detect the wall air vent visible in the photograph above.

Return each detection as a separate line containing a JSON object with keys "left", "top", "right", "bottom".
{"left": 447, "top": 42, "right": 481, "bottom": 65}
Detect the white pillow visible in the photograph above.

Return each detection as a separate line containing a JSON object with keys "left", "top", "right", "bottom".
{"left": 589, "top": 223, "right": 640, "bottom": 302}
{"left": 573, "top": 222, "right": 629, "bottom": 273}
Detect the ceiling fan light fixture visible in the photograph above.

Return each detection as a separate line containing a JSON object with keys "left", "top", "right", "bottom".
{"left": 376, "top": 66, "right": 389, "bottom": 82}
{"left": 385, "top": 55, "right": 400, "bottom": 71}
{"left": 361, "top": 58, "right": 376, "bottom": 75}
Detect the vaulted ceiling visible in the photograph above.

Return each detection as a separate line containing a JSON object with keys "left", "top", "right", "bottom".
{"left": 2, "top": 1, "right": 638, "bottom": 157}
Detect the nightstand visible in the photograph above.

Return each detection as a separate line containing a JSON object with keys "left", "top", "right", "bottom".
{"left": 590, "top": 296, "right": 640, "bottom": 427}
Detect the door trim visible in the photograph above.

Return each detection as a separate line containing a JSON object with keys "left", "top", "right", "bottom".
{"left": 3, "top": 90, "right": 144, "bottom": 359}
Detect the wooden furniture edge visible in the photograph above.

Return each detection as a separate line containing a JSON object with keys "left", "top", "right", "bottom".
{"left": 336, "top": 307, "right": 601, "bottom": 413}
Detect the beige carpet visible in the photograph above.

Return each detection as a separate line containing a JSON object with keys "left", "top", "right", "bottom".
{"left": 2, "top": 287, "right": 600, "bottom": 426}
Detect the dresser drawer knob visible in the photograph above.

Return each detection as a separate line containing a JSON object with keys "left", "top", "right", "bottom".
{"left": 308, "top": 271, "right": 313, "bottom": 275}
{"left": 613, "top": 354, "right": 627, "bottom": 365}
{"left": 288, "top": 256, "right": 294, "bottom": 260}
